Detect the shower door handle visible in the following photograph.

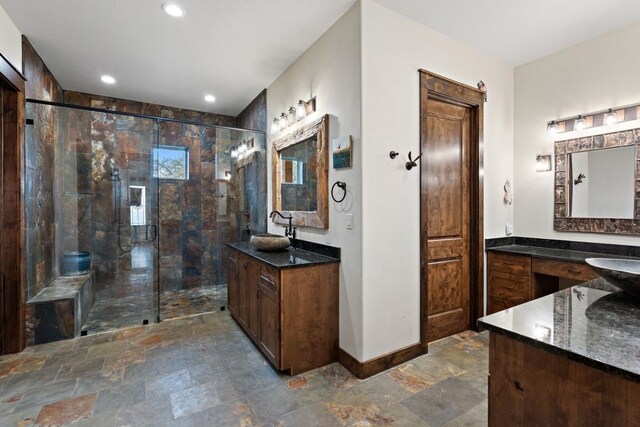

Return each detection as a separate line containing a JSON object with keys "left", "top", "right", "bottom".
{"left": 146, "top": 224, "right": 157, "bottom": 242}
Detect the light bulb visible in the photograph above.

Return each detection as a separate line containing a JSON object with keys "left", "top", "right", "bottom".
{"left": 574, "top": 115, "right": 586, "bottom": 131}
{"left": 604, "top": 109, "right": 617, "bottom": 126}
{"left": 204, "top": 94, "right": 215, "bottom": 103}
{"left": 296, "top": 100, "right": 307, "bottom": 120}
{"left": 101, "top": 75, "right": 116, "bottom": 84}
{"left": 230, "top": 146, "right": 238, "bottom": 158}
{"left": 238, "top": 142, "right": 247, "bottom": 154}
{"left": 279, "top": 113, "right": 288, "bottom": 131}
{"left": 547, "top": 121, "right": 558, "bottom": 135}
{"left": 270, "top": 118, "right": 279, "bottom": 134}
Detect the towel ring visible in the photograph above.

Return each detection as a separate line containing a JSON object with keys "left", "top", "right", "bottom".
{"left": 331, "top": 181, "right": 347, "bottom": 203}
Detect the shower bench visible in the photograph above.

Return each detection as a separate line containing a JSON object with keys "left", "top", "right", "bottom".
{"left": 26, "top": 271, "right": 95, "bottom": 345}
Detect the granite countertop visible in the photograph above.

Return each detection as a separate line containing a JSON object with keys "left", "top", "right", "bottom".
{"left": 226, "top": 242, "right": 340, "bottom": 269}
{"left": 486, "top": 244, "right": 636, "bottom": 264}
{"left": 479, "top": 278, "right": 640, "bottom": 383}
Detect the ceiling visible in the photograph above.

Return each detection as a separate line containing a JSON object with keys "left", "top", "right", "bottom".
{"left": 0, "top": 0, "right": 356, "bottom": 115}
{"left": 374, "top": 0, "right": 640, "bottom": 66}
{"left": 2, "top": 1, "right": 639, "bottom": 116}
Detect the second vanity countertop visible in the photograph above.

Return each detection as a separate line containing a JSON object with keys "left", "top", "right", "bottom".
{"left": 486, "top": 244, "right": 637, "bottom": 264}
{"left": 227, "top": 241, "right": 340, "bottom": 269}
{"left": 479, "top": 278, "right": 640, "bottom": 383}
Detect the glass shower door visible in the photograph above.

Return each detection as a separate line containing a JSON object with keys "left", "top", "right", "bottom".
{"left": 156, "top": 122, "right": 266, "bottom": 321}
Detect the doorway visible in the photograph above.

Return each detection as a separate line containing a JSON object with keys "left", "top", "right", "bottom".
{"left": 0, "top": 55, "right": 26, "bottom": 355}
{"left": 419, "top": 70, "right": 484, "bottom": 343}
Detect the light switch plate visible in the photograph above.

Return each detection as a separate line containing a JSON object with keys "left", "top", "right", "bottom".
{"left": 346, "top": 214, "right": 353, "bottom": 230}
{"left": 505, "top": 223, "right": 513, "bottom": 236}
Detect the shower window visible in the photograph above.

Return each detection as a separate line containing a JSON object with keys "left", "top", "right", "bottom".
{"left": 130, "top": 186, "right": 146, "bottom": 226}
{"left": 153, "top": 145, "right": 189, "bottom": 179}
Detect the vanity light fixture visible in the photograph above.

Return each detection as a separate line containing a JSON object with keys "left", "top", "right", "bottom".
{"left": 536, "top": 154, "right": 552, "bottom": 172}
{"left": 547, "top": 120, "right": 558, "bottom": 136}
{"left": 162, "top": 3, "right": 184, "bottom": 17}
{"left": 574, "top": 115, "right": 587, "bottom": 132}
{"left": 270, "top": 118, "right": 279, "bottom": 134}
{"left": 605, "top": 108, "right": 618, "bottom": 126}
{"left": 101, "top": 75, "right": 116, "bottom": 84}
{"left": 279, "top": 113, "right": 288, "bottom": 131}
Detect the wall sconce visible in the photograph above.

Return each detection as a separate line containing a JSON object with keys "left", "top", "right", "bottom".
{"left": 270, "top": 118, "right": 279, "bottom": 134}
{"left": 536, "top": 154, "right": 552, "bottom": 172}
{"left": 287, "top": 107, "right": 296, "bottom": 126}
{"left": 547, "top": 102, "right": 640, "bottom": 135}
{"left": 604, "top": 108, "right": 618, "bottom": 126}
{"left": 279, "top": 113, "right": 288, "bottom": 131}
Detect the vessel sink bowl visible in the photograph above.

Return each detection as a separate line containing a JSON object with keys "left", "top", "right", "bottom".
{"left": 586, "top": 258, "right": 640, "bottom": 299}
{"left": 250, "top": 234, "right": 290, "bottom": 251}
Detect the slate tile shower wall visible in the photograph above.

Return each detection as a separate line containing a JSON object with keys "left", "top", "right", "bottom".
{"left": 22, "top": 37, "right": 64, "bottom": 300}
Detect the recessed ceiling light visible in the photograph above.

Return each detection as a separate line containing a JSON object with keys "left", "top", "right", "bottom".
{"left": 162, "top": 3, "right": 184, "bottom": 17}
{"left": 101, "top": 75, "right": 116, "bottom": 84}
{"left": 204, "top": 94, "right": 216, "bottom": 103}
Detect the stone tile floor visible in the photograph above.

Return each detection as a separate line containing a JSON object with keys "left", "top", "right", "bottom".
{"left": 1, "top": 310, "right": 488, "bottom": 426}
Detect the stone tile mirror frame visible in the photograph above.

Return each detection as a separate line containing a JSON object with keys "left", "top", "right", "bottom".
{"left": 272, "top": 114, "right": 329, "bottom": 229}
{"left": 554, "top": 128, "right": 640, "bottom": 234}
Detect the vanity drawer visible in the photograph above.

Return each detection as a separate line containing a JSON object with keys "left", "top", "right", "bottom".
{"left": 532, "top": 258, "right": 599, "bottom": 282}
{"left": 259, "top": 264, "right": 280, "bottom": 287}
{"left": 488, "top": 252, "right": 532, "bottom": 276}
{"left": 488, "top": 270, "right": 532, "bottom": 314}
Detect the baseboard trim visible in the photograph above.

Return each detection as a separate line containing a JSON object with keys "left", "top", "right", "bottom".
{"left": 338, "top": 342, "right": 427, "bottom": 379}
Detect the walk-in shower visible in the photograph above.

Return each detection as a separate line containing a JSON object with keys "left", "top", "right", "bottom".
{"left": 25, "top": 99, "right": 266, "bottom": 337}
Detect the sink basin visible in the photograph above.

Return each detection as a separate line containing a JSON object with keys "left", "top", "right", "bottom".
{"left": 250, "top": 234, "right": 290, "bottom": 252}
{"left": 586, "top": 258, "right": 640, "bottom": 299}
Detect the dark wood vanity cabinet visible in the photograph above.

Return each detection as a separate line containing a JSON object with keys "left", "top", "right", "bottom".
{"left": 227, "top": 246, "right": 339, "bottom": 375}
{"left": 487, "top": 251, "right": 599, "bottom": 314}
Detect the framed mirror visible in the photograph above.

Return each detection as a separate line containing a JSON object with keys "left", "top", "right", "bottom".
{"left": 272, "top": 114, "right": 329, "bottom": 229}
{"left": 554, "top": 128, "right": 640, "bottom": 234}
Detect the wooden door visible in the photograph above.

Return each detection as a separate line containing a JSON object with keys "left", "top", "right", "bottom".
{"left": 246, "top": 261, "right": 259, "bottom": 341}
{"left": 257, "top": 278, "right": 280, "bottom": 367}
{"left": 236, "top": 256, "right": 249, "bottom": 328}
{"left": 227, "top": 252, "right": 239, "bottom": 316}
{"left": 423, "top": 97, "right": 472, "bottom": 342}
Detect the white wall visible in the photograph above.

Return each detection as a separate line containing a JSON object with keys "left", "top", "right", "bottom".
{"left": 267, "top": 3, "right": 364, "bottom": 358}
{"left": 0, "top": 3, "right": 22, "bottom": 72}
{"left": 360, "top": 0, "right": 514, "bottom": 360}
{"left": 514, "top": 22, "right": 640, "bottom": 245}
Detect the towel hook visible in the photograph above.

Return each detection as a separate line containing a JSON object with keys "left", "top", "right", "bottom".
{"left": 406, "top": 151, "right": 422, "bottom": 170}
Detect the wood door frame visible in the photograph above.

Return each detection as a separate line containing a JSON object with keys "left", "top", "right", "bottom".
{"left": 419, "top": 69, "right": 484, "bottom": 347}
{"left": 0, "top": 52, "right": 26, "bottom": 354}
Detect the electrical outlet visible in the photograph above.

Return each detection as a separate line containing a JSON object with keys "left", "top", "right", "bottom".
{"left": 505, "top": 223, "right": 513, "bottom": 236}
{"left": 346, "top": 214, "right": 353, "bottom": 230}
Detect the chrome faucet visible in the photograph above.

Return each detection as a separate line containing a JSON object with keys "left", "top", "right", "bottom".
{"left": 269, "top": 210, "right": 296, "bottom": 243}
